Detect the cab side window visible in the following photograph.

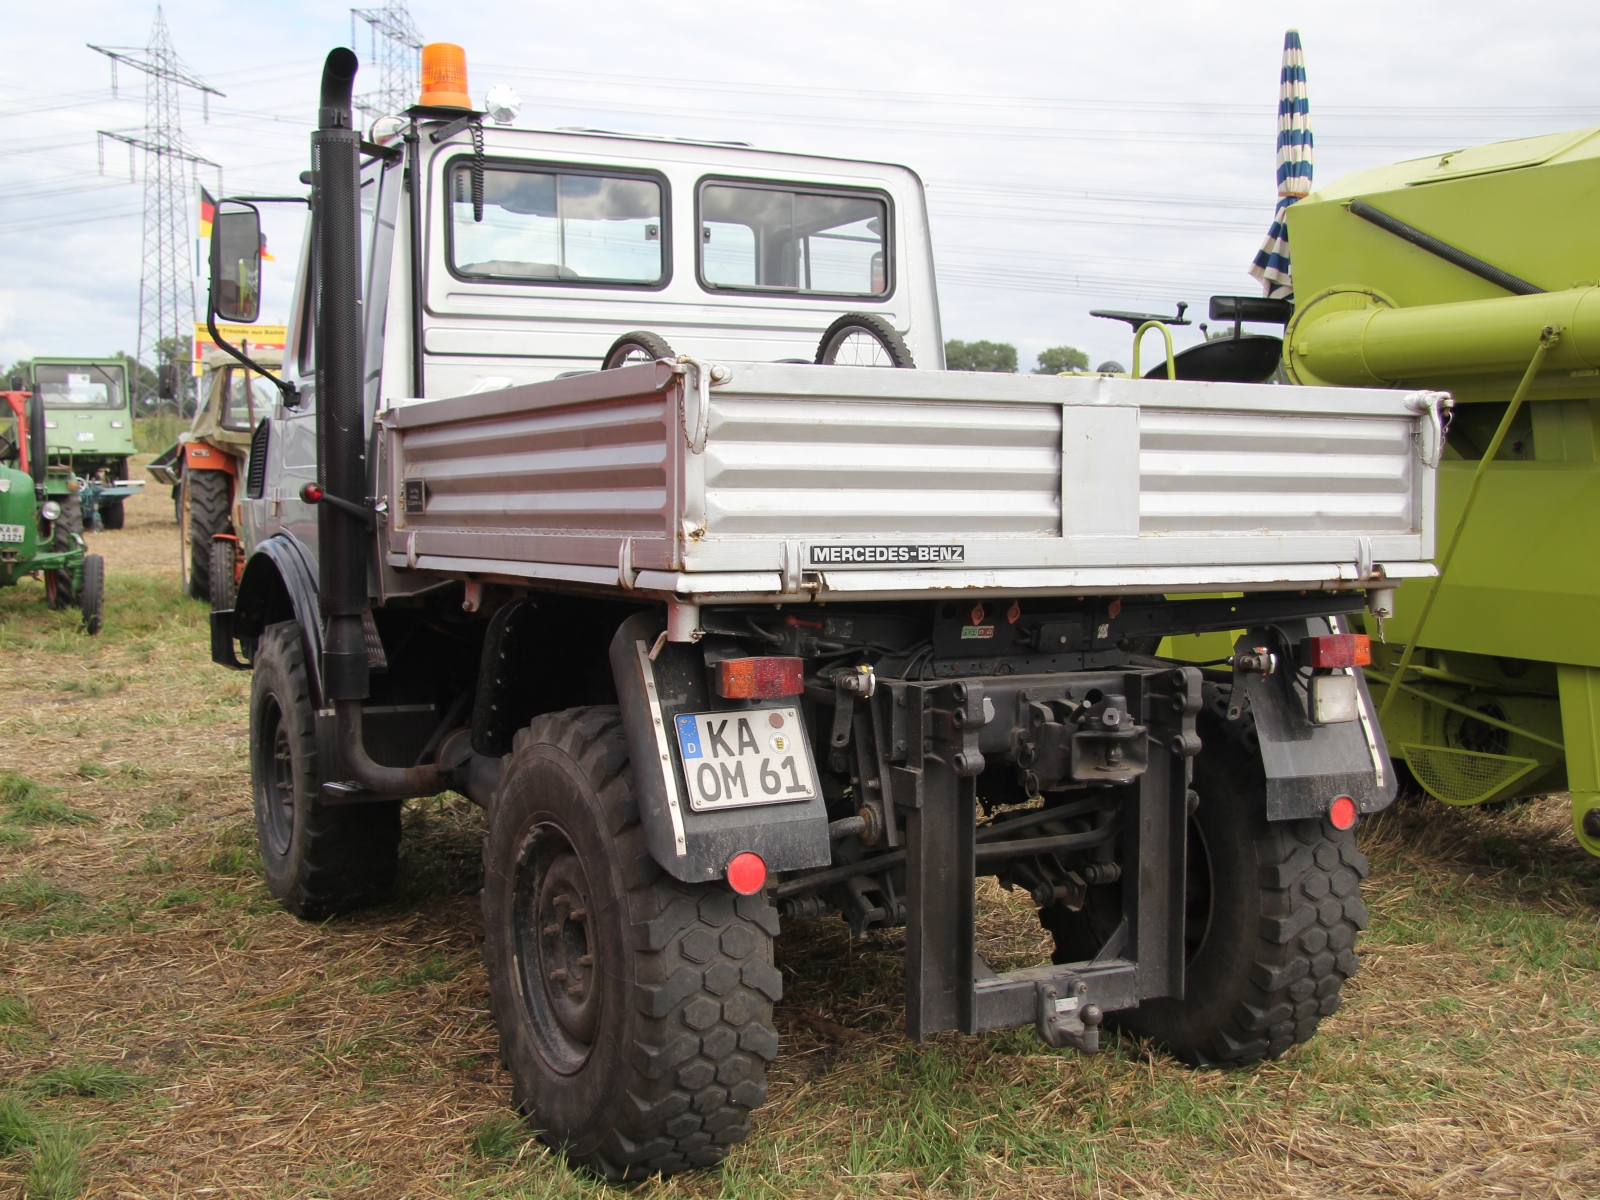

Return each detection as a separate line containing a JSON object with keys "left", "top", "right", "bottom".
{"left": 699, "top": 182, "right": 890, "bottom": 297}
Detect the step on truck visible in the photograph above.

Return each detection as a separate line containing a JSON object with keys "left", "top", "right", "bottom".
{"left": 206, "top": 45, "right": 1441, "bottom": 1180}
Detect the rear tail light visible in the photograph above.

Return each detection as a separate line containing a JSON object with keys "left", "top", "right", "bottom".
{"left": 1328, "top": 795, "right": 1358, "bottom": 830}
{"left": 726, "top": 852, "right": 767, "bottom": 895}
{"left": 1304, "top": 633, "right": 1371, "bottom": 669}
{"left": 714, "top": 657, "right": 804, "bottom": 700}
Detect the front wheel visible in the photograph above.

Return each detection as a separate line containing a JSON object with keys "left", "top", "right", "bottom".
{"left": 250, "top": 622, "right": 402, "bottom": 918}
{"left": 78, "top": 554, "right": 104, "bottom": 635}
{"left": 182, "top": 468, "right": 231, "bottom": 601}
{"left": 482, "top": 707, "right": 782, "bottom": 1180}
{"left": 1041, "top": 682, "right": 1371, "bottom": 1066}
{"left": 99, "top": 498, "right": 125, "bottom": 531}
{"left": 210, "top": 539, "right": 238, "bottom": 611}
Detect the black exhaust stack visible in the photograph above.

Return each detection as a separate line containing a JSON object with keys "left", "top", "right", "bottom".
{"left": 312, "top": 48, "right": 449, "bottom": 798}
{"left": 312, "top": 48, "right": 369, "bottom": 704}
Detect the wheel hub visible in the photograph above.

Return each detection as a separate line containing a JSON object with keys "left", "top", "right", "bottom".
{"left": 533, "top": 851, "right": 599, "bottom": 1044}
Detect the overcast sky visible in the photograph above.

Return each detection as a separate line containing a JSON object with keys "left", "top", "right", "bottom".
{"left": 3, "top": 0, "right": 1598, "bottom": 374}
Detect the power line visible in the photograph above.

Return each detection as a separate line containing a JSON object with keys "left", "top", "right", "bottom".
{"left": 350, "top": 2, "right": 423, "bottom": 121}
{"left": 88, "top": 6, "right": 222, "bottom": 411}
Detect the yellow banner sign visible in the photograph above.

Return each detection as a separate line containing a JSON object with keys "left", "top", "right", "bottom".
{"left": 192, "top": 323, "right": 288, "bottom": 376}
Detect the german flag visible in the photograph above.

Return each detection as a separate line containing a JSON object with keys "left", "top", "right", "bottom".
{"left": 198, "top": 186, "right": 216, "bottom": 238}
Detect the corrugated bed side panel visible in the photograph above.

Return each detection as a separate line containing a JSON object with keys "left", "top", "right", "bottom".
{"left": 1139, "top": 409, "right": 1416, "bottom": 533}
{"left": 400, "top": 397, "right": 672, "bottom": 533}
{"left": 702, "top": 396, "right": 1061, "bottom": 536}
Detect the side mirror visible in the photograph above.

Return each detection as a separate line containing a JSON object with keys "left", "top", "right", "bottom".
{"left": 209, "top": 200, "right": 263, "bottom": 324}
{"left": 158, "top": 363, "right": 181, "bottom": 401}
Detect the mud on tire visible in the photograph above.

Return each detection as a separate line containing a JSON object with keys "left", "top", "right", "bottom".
{"left": 1043, "top": 679, "right": 1370, "bottom": 1066}
{"left": 482, "top": 706, "right": 781, "bottom": 1181}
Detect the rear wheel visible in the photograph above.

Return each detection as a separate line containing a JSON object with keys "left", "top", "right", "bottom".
{"left": 50, "top": 494, "right": 82, "bottom": 552}
{"left": 182, "top": 468, "right": 230, "bottom": 601}
{"left": 99, "top": 498, "right": 125, "bottom": 530}
{"left": 815, "top": 313, "right": 915, "bottom": 368}
{"left": 78, "top": 554, "right": 104, "bottom": 635}
{"left": 210, "top": 539, "right": 239, "bottom": 611}
{"left": 250, "top": 622, "right": 402, "bottom": 918}
{"left": 1040, "top": 682, "right": 1370, "bottom": 1066}
{"left": 482, "top": 707, "right": 781, "bottom": 1180}
{"left": 601, "top": 330, "right": 675, "bottom": 370}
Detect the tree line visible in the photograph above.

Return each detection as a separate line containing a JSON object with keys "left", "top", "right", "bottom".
{"left": 945, "top": 340, "right": 1089, "bottom": 374}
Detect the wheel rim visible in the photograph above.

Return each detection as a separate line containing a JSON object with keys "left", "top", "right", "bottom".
{"left": 611, "top": 344, "right": 655, "bottom": 369}
{"left": 828, "top": 329, "right": 893, "bottom": 367}
{"left": 256, "top": 695, "right": 294, "bottom": 857}
{"left": 513, "top": 824, "right": 601, "bottom": 1074}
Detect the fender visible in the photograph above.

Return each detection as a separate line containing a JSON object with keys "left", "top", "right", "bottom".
{"left": 183, "top": 441, "right": 238, "bottom": 475}
{"left": 224, "top": 533, "right": 325, "bottom": 704}
{"left": 1235, "top": 621, "right": 1397, "bottom": 821}
{"left": 609, "top": 611, "right": 831, "bottom": 884}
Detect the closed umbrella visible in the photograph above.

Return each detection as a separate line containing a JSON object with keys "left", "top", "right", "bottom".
{"left": 1248, "top": 29, "right": 1312, "bottom": 299}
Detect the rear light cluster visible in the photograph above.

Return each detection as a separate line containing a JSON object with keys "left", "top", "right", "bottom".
{"left": 1303, "top": 633, "right": 1371, "bottom": 669}
{"left": 1328, "top": 795, "right": 1358, "bottom": 830}
{"left": 714, "top": 656, "right": 805, "bottom": 700}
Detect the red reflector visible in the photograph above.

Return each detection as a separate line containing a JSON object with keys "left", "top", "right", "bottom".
{"left": 715, "top": 657, "right": 805, "bottom": 700}
{"left": 726, "top": 852, "right": 767, "bottom": 895}
{"left": 1328, "top": 795, "right": 1358, "bottom": 830}
{"left": 299, "top": 483, "right": 324, "bottom": 504}
{"left": 1305, "top": 634, "right": 1371, "bottom": 669}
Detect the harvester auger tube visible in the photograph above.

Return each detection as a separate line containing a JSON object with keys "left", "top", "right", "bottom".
{"left": 313, "top": 48, "right": 445, "bottom": 802}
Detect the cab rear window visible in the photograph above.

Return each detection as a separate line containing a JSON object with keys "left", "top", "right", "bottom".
{"left": 699, "top": 182, "right": 889, "bottom": 297}
{"left": 448, "top": 163, "right": 666, "bottom": 286}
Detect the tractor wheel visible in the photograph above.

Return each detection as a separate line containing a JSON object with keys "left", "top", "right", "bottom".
{"left": 43, "top": 569, "right": 74, "bottom": 610}
{"left": 171, "top": 484, "right": 181, "bottom": 524}
{"left": 250, "top": 622, "right": 402, "bottom": 918}
{"left": 210, "top": 539, "right": 239, "bottom": 611}
{"left": 99, "top": 498, "right": 125, "bottom": 530}
{"left": 482, "top": 706, "right": 781, "bottom": 1180}
{"left": 1039, "top": 681, "right": 1370, "bottom": 1066}
{"left": 182, "top": 468, "right": 230, "bottom": 601}
{"left": 50, "top": 494, "right": 82, "bottom": 552}
{"left": 78, "top": 554, "right": 104, "bottom": 635}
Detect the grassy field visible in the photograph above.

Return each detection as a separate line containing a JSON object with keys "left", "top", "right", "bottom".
{"left": 2, "top": 470, "right": 1598, "bottom": 1198}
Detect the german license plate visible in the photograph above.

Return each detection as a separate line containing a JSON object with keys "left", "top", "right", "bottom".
{"left": 673, "top": 706, "right": 818, "bottom": 811}
{"left": 0, "top": 524, "right": 24, "bottom": 544}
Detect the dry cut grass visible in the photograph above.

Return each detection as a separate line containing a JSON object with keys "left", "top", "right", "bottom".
{"left": 1, "top": 465, "right": 1597, "bottom": 1198}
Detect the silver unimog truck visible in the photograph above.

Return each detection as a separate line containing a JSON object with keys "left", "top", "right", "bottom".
{"left": 204, "top": 46, "right": 1440, "bottom": 1180}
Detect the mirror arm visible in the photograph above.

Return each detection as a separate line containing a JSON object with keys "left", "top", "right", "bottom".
{"left": 206, "top": 304, "right": 298, "bottom": 405}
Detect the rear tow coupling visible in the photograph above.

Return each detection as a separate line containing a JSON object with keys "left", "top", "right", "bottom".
{"left": 1036, "top": 981, "right": 1103, "bottom": 1052}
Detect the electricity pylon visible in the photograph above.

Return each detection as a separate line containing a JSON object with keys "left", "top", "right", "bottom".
{"left": 351, "top": 2, "right": 425, "bottom": 121}
{"left": 90, "top": 6, "right": 222, "bottom": 412}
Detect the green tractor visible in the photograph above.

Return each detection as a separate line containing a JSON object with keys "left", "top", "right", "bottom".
{"left": 13, "top": 358, "right": 145, "bottom": 533}
{"left": 1, "top": 390, "right": 105, "bottom": 633}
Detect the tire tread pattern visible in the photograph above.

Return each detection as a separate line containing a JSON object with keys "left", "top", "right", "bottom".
{"left": 484, "top": 707, "right": 780, "bottom": 1181}
{"left": 185, "top": 469, "right": 230, "bottom": 601}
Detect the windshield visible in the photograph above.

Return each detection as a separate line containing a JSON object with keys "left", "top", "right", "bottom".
{"left": 221, "top": 368, "right": 279, "bottom": 432}
{"left": 700, "top": 184, "right": 888, "bottom": 296}
{"left": 449, "top": 164, "right": 664, "bottom": 285}
{"left": 37, "top": 363, "right": 126, "bottom": 410}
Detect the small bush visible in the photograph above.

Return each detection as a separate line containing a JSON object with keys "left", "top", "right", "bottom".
{"left": 25, "top": 1122, "right": 89, "bottom": 1200}
{"left": 31, "top": 1064, "right": 137, "bottom": 1099}
{"left": 0, "top": 1092, "right": 37, "bottom": 1154}
{"left": 469, "top": 1112, "right": 528, "bottom": 1161}
{"left": 0, "top": 996, "right": 30, "bottom": 1025}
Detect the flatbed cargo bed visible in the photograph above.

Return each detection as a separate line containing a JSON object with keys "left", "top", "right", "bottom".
{"left": 381, "top": 361, "right": 1440, "bottom": 603}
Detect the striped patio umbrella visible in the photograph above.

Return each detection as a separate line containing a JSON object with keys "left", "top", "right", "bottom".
{"left": 1248, "top": 29, "right": 1313, "bottom": 299}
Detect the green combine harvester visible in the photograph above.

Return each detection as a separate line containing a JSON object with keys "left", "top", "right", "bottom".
{"left": 1280, "top": 127, "right": 1600, "bottom": 855}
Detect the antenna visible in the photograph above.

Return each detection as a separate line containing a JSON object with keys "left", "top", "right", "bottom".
{"left": 90, "top": 7, "right": 224, "bottom": 415}
{"left": 350, "top": 1, "right": 425, "bottom": 121}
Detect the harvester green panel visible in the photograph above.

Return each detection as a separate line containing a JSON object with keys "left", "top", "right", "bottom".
{"left": 1283, "top": 125, "right": 1600, "bottom": 852}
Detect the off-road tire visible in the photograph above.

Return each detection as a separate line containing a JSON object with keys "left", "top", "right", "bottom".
{"left": 99, "top": 498, "right": 125, "bottom": 530}
{"left": 183, "top": 468, "right": 230, "bottom": 601}
{"left": 814, "top": 313, "right": 915, "bottom": 368}
{"left": 482, "top": 706, "right": 781, "bottom": 1181}
{"left": 210, "top": 539, "right": 238, "bottom": 611}
{"left": 50, "top": 494, "right": 82, "bottom": 552}
{"left": 601, "top": 330, "right": 675, "bottom": 370}
{"left": 250, "top": 622, "right": 402, "bottom": 918}
{"left": 1041, "top": 680, "right": 1370, "bottom": 1066}
{"left": 78, "top": 554, "right": 104, "bottom": 635}
{"left": 171, "top": 483, "right": 182, "bottom": 524}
